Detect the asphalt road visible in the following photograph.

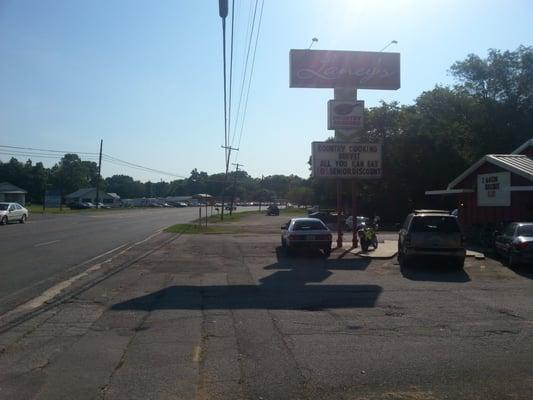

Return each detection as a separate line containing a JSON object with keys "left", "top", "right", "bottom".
{"left": 0, "top": 206, "right": 256, "bottom": 315}
{"left": 1, "top": 213, "right": 532, "bottom": 399}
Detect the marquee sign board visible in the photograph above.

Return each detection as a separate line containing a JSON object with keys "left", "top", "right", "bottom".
{"left": 290, "top": 49, "right": 400, "bottom": 90}
{"left": 312, "top": 142, "right": 382, "bottom": 179}
{"left": 477, "top": 172, "right": 511, "bottom": 207}
{"left": 328, "top": 100, "right": 364, "bottom": 131}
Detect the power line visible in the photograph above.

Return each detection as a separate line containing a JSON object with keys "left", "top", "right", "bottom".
{"left": 235, "top": 0, "right": 265, "bottom": 161}
{"left": 227, "top": 0, "right": 236, "bottom": 155}
{"left": 102, "top": 154, "right": 187, "bottom": 179}
{"left": 230, "top": 0, "right": 260, "bottom": 148}
{"left": 0, "top": 144, "right": 98, "bottom": 155}
{"left": 0, "top": 150, "right": 99, "bottom": 161}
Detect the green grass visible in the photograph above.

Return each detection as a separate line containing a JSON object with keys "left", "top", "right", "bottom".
{"left": 280, "top": 207, "right": 308, "bottom": 215}
{"left": 164, "top": 223, "right": 240, "bottom": 234}
{"left": 203, "top": 210, "right": 261, "bottom": 223}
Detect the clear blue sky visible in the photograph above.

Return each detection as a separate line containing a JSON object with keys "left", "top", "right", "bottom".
{"left": 1, "top": 0, "right": 532, "bottom": 181}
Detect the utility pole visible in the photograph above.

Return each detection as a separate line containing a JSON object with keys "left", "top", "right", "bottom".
{"left": 258, "top": 174, "right": 264, "bottom": 212}
{"left": 95, "top": 139, "right": 103, "bottom": 208}
{"left": 229, "top": 162, "right": 243, "bottom": 216}
{"left": 220, "top": 144, "right": 238, "bottom": 221}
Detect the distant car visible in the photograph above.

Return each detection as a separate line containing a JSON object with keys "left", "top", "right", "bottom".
{"left": 398, "top": 210, "right": 466, "bottom": 269}
{"left": 345, "top": 216, "right": 370, "bottom": 231}
{"left": 175, "top": 202, "right": 188, "bottom": 207}
{"left": 225, "top": 205, "right": 236, "bottom": 210}
{"left": 281, "top": 217, "right": 332, "bottom": 257}
{"left": 494, "top": 222, "right": 533, "bottom": 267}
{"left": 266, "top": 205, "right": 279, "bottom": 216}
{"left": 308, "top": 211, "right": 344, "bottom": 225}
{"left": 70, "top": 202, "right": 94, "bottom": 209}
{"left": 0, "top": 202, "right": 28, "bottom": 225}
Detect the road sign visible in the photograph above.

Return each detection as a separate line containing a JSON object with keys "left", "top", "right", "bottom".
{"left": 328, "top": 100, "right": 364, "bottom": 130}
{"left": 290, "top": 49, "right": 400, "bottom": 90}
{"left": 312, "top": 142, "right": 382, "bottom": 179}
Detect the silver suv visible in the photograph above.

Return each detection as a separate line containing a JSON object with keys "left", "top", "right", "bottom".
{"left": 398, "top": 210, "right": 466, "bottom": 269}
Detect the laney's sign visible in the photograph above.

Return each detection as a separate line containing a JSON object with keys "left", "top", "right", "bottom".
{"left": 312, "top": 142, "right": 382, "bottom": 179}
{"left": 290, "top": 49, "right": 400, "bottom": 90}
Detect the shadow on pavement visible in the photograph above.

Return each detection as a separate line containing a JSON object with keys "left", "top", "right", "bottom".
{"left": 268, "top": 246, "right": 372, "bottom": 271}
{"left": 400, "top": 258, "right": 471, "bottom": 283}
{"left": 111, "top": 247, "right": 380, "bottom": 312}
{"left": 483, "top": 252, "right": 533, "bottom": 280}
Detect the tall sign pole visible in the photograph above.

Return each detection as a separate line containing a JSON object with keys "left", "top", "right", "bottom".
{"left": 333, "top": 87, "right": 358, "bottom": 247}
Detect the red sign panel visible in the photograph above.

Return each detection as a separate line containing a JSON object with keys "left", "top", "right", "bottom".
{"left": 290, "top": 49, "right": 400, "bottom": 90}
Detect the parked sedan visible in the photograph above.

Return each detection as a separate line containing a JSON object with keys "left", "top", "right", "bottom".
{"left": 494, "top": 222, "right": 533, "bottom": 267}
{"left": 0, "top": 202, "right": 28, "bottom": 224}
{"left": 281, "top": 217, "right": 332, "bottom": 257}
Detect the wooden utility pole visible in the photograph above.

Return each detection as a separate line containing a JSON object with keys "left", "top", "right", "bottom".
{"left": 95, "top": 139, "right": 103, "bottom": 208}
{"left": 229, "top": 162, "right": 243, "bottom": 216}
{"left": 220, "top": 145, "right": 239, "bottom": 221}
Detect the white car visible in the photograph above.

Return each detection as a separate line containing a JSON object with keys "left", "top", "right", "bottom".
{"left": 281, "top": 217, "right": 332, "bottom": 257}
{"left": 0, "top": 202, "right": 29, "bottom": 225}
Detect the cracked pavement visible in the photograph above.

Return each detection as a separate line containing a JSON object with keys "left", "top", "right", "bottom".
{"left": 1, "top": 214, "right": 533, "bottom": 399}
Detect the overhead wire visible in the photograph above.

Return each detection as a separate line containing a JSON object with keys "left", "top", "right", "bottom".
{"left": 0, "top": 144, "right": 98, "bottom": 155}
{"left": 230, "top": 0, "right": 259, "bottom": 149}
{"left": 234, "top": 0, "right": 265, "bottom": 163}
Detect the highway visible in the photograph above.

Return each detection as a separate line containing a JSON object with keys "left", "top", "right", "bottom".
{"left": 0, "top": 206, "right": 253, "bottom": 315}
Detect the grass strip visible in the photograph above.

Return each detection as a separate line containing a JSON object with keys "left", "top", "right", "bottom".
{"left": 164, "top": 223, "right": 241, "bottom": 235}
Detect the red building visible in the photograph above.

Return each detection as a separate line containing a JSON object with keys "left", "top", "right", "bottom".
{"left": 426, "top": 139, "right": 533, "bottom": 229}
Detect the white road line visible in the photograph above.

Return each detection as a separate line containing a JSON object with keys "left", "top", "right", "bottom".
{"left": 34, "top": 240, "right": 61, "bottom": 247}
{"left": 5, "top": 231, "right": 165, "bottom": 314}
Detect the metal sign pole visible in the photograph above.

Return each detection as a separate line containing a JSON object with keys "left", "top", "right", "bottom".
{"left": 352, "top": 179, "right": 358, "bottom": 247}
{"left": 336, "top": 179, "right": 343, "bottom": 248}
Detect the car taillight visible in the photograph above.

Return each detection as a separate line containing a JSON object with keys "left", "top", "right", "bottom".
{"left": 514, "top": 241, "right": 529, "bottom": 250}
{"left": 317, "top": 234, "right": 332, "bottom": 240}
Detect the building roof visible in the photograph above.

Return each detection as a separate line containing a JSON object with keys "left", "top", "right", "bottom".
{"left": 65, "top": 188, "right": 95, "bottom": 198}
{"left": 0, "top": 182, "right": 28, "bottom": 194}
{"left": 65, "top": 188, "right": 120, "bottom": 199}
{"left": 448, "top": 154, "right": 533, "bottom": 189}
{"left": 512, "top": 138, "right": 533, "bottom": 155}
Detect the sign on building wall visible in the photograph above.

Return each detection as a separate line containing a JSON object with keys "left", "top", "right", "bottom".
{"left": 327, "top": 100, "right": 364, "bottom": 130}
{"left": 477, "top": 172, "right": 511, "bottom": 206}
{"left": 312, "top": 142, "right": 382, "bottom": 179}
{"left": 290, "top": 49, "right": 400, "bottom": 90}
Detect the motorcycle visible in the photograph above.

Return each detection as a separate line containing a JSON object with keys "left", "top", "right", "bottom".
{"left": 357, "top": 223, "right": 378, "bottom": 252}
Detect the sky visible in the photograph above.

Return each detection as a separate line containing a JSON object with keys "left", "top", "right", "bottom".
{"left": 0, "top": 0, "right": 532, "bottom": 181}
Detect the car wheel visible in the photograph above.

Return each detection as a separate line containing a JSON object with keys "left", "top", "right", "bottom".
{"left": 323, "top": 248, "right": 331, "bottom": 257}
{"left": 20, "top": 214, "right": 27, "bottom": 224}
{"left": 1, "top": 216, "right": 7, "bottom": 225}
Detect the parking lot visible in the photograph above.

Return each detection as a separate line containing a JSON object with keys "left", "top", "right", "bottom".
{"left": 1, "top": 212, "right": 532, "bottom": 400}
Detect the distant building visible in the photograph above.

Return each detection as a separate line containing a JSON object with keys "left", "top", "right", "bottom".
{"left": 0, "top": 182, "right": 28, "bottom": 205}
{"left": 426, "top": 138, "right": 533, "bottom": 228}
{"left": 65, "top": 188, "right": 121, "bottom": 207}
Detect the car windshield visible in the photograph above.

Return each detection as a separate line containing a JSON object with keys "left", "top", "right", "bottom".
{"left": 517, "top": 225, "right": 533, "bottom": 236}
{"left": 0, "top": 204, "right": 8, "bottom": 211}
{"left": 293, "top": 220, "right": 327, "bottom": 231}
{"left": 411, "top": 216, "right": 460, "bottom": 233}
